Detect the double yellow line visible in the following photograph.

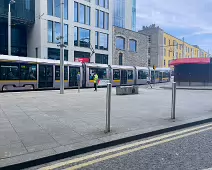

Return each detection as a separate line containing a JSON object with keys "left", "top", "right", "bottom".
{"left": 40, "top": 123, "right": 212, "bottom": 170}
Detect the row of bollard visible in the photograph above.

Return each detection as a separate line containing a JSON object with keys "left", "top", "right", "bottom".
{"left": 105, "top": 82, "right": 177, "bottom": 133}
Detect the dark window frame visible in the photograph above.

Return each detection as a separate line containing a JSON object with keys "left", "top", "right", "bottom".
{"left": 113, "top": 69, "right": 120, "bottom": 80}
{"left": 0, "top": 62, "right": 20, "bottom": 80}
{"left": 55, "top": 66, "right": 68, "bottom": 80}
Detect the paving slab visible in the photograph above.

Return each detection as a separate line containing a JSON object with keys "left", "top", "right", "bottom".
{"left": 1, "top": 83, "right": 212, "bottom": 168}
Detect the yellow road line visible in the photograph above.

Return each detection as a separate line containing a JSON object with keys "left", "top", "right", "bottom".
{"left": 39, "top": 123, "right": 212, "bottom": 170}
{"left": 65, "top": 126, "right": 212, "bottom": 170}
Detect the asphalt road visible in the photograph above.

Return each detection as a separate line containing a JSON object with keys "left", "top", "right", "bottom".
{"left": 36, "top": 123, "right": 212, "bottom": 170}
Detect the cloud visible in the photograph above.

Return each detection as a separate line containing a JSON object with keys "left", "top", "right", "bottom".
{"left": 136, "top": 0, "right": 212, "bottom": 51}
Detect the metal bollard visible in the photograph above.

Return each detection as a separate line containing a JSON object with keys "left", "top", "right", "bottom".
{"left": 171, "top": 82, "right": 176, "bottom": 119}
{"left": 78, "top": 81, "right": 80, "bottom": 93}
{"left": 105, "top": 83, "right": 112, "bottom": 133}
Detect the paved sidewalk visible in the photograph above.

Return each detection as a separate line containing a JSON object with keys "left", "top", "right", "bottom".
{"left": 1, "top": 84, "right": 212, "bottom": 167}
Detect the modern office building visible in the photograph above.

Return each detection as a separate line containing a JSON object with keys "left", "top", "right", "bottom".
{"left": 113, "top": 0, "right": 136, "bottom": 31}
{"left": 0, "top": 0, "right": 35, "bottom": 57}
{"left": 139, "top": 25, "right": 211, "bottom": 68}
{"left": 26, "top": 0, "right": 113, "bottom": 64}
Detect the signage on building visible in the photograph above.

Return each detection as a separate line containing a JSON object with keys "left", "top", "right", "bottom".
{"left": 75, "top": 58, "right": 90, "bottom": 63}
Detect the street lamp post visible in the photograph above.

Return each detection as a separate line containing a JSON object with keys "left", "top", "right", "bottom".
{"left": 8, "top": 0, "right": 15, "bottom": 56}
{"left": 60, "top": 0, "right": 65, "bottom": 94}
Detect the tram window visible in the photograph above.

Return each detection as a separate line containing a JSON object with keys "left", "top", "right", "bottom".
{"left": 127, "top": 70, "right": 133, "bottom": 80}
{"left": 89, "top": 68, "right": 107, "bottom": 80}
{"left": 55, "top": 66, "right": 68, "bottom": 80}
{"left": 0, "top": 62, "right": 20, "bottom": 80}
{"left": 138, "top": 70, "right": 148, "bottom": 79}
{"left": 155, "top": 71, "right": 159, "bottom": 79}
{"left": 164, "top": 71, "right": 170, "bottom": 78}
{"left": 20, "top": 64, "right": 37, "bottom": 80}
{"left": 113, "top": 69, "right": 120, "bottom": 80}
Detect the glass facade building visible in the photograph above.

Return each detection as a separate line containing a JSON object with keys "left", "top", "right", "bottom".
{"left": 0, "top": 0, "right": 35, "bottom": 56}
{"left": 132, "top": 0, "right": 136, "bottom": 31}
{"left": 113, "top": 0, "right": 136, "bottom": 31}
{"left": 113, "top": 0, "right": 125, "bottom": 28}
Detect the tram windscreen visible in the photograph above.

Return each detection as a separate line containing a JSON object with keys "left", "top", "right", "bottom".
{"left": 89, "top": 68, "right": 107, "bottom": 80}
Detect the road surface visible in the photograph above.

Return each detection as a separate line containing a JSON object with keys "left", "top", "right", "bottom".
{"left": 35, "top": 122, "right": 212, "bottom": 170}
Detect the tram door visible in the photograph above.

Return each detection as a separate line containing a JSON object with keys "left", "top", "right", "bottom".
{"left": 38, "top": 65, "right": 53, "bottom": 88}
{"left": 69, "top": 67, "right": 80, "bottom": 87}
{"left": 159, "top": 72, "right": 163, "bottom": 82}
{"left": 151, "top": 71, "right": 155, "bottom": 83}
{"left": 121, "top": 70, "right": 127, "bottom": 85}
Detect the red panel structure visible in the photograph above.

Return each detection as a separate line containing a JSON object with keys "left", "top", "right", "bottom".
{"left": 170, "top": 58, "right": 210, "bottom": 66}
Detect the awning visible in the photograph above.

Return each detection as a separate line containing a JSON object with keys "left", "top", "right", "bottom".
{"left": 169, "top": 58, "right": 210, "bottom": 66}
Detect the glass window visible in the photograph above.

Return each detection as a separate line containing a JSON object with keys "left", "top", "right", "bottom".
{"left": 99, "top": 33, "right": 108, "bottom": 50}
{"left": 54, "top": 0, "right": 60, "bottom": 18}
{"left": 79, "top": 4, "right": 85, "bottom": 24}
{"left": 89, "top": 68, "right": 107, "bottom": 80}
{"left": 96, "top": 10, "right": 99, "bottom": 27}
{"left": 48, "top": 48, "right": 68, "bottom": 61}
{"left": 128, "top": 70, "right": 133, "bottom": 80}
{"left": 55, "top": 66, "right": 68, "bottom": 80}
{"left": 48, "top": 21, "right": 53, "bottom": 43}
{"left": 119, "top": 53, "right": 123, "bottom": 65}
{"left": 47, "top": 0, "right": 53, "bottom": 15}
{"left": 148, "top": 48, "right": 151, "bottom": 55}
{"left": 74, "top": 27, "right": 78, "bottom": 46}
{"left": 74, "top": 2, "right": 78, "bottom": 22}
{"left": 138, "top": 70, "right": 148, "bottom": 79}
{"left": 95, "top": 54, "right": 108, "bottom": 64}
{"left": 99, "top": 0, "right": 104, "bottom": 7}
{"left": 96, "top": 0, "right": 99, "bottom": 5}
{"left": 116, "top": 37, "right": 125, "bottom": 50}
{"left": 99, "top": 11, "right": 104, "bottom": 29}
{"left": 104, "top": 13, "right": 109, "bottom": 30}
{"left": 164, "top": 49, "right": 166, "bottom": 56}
{"left": 129, "top": 40, "right": 136, "bottom": 52}
{"left": 0, "top": 63, "right": 20, "bottom": 80}
{"left": 79, "top": 28, "right": 90, "bottom": 48}
{"left": 105, "top": 0, "right": 109, "bottom": 8}
{"left": 164, "top": 37, "right": 166, "bottom": 45}
{"left": 95, "top": 32, "right": 99, "bottom": 49}
{"left": 20, "top": 64, "right": 37, "bottom": 80}
{"left": 25, "top": 0, "right": 31, "bottom": 10}
{"left": 113, "top": 69, "right": 120, "bottom": 80}
{"left": 64, "top": 24, "right": 68, "bottom": 45}
{"left": 54, "top": 22, "right": 60, "bottom": 44}
{"left": 86, "top": 6, "right": 90, "bottom": 25}
{"left": 113, "top": 0, "right": 125, "bottom": 28}
{"left": 64, "top": 0, "right": 68, "bottom": 19}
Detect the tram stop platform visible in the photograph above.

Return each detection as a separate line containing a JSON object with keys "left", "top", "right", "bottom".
{"left": 1, "top": 83, "right": 212, "bottom": 168}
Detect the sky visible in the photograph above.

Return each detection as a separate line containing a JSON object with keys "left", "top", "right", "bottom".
{"left": 136, "top": 0, "right": 212, "bottom": 52}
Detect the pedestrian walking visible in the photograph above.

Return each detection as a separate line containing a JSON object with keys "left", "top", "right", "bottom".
{"left": 147, "top": 76, "right": 152, "bottom": 88}
{"left": 77, "top": 72, "right": 80, "bottom": 93}
{"left": 94, "top": 73, "right": 98, "bottom": 91}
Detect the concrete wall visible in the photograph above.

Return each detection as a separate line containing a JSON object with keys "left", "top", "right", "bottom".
{"left": 113, "top": 26, "right": 148, "bottom": 67}
{"left": 138, "top": 27, "right": 164, "bottom": 67}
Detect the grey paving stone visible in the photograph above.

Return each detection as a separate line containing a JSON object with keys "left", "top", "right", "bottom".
{"left": 52, "top": 132, "right": 86, "bottom": 145}
{"left": 18, "top": 131, "right": 56, "bottom": 147}
{"left": 26, "top": 142, "right": 60, "bottom": 153}
{"left": 0, "top": 142, "right": 27, "bottom": 159}
{"left": 53, "top": 139, "right": 104, "bottom": 154}
{"left": 0, "top": 149, "right": 56, "bottom": 168}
